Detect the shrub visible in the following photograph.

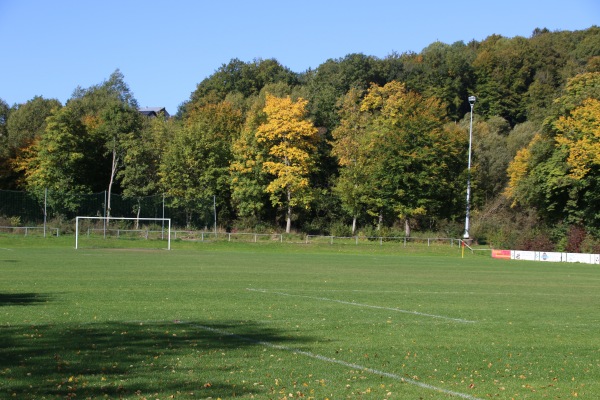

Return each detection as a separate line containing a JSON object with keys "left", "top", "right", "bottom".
{"left": 565, "top": 225, "right": 587, "bottom": 253}
{"left": 517, "top": 231, "right": 555, "bottom": 251}
{"left": 580, "top": 235, "right": 600, "bottom": 254}
{"left": 49, "top": 215, "right": 73, "bottom": 234}
{"left": 435, "top": 219, "right": 464, "bottom": 239}
{"left": 329, "top": 222, "right": 352, "bottom": 237}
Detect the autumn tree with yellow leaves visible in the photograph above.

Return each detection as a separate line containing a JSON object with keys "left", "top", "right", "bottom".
{"left": 256, "top": 94, "right": 319, "bottom": 233}
{"left": 555, "top": 98, "right": 600, "bottom": 180}
{"left": 505, "top": 72, "right": 600, "bottom": 227}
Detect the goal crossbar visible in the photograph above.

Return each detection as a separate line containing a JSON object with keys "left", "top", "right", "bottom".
{"left": 75, "top": 216, "right": 171, "bottom": 250}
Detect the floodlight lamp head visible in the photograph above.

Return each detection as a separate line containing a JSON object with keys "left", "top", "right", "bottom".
{"left": 468, "top": 96, "right": 476, "bottom": 105}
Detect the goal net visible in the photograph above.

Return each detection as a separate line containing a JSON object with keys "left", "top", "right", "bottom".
{"left": 75, "top": 216, "right": 171, "bottom": 250}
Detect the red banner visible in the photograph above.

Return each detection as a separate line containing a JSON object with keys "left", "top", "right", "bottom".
{"left": 491, "top": 249, "right": 511, "bottom": 260}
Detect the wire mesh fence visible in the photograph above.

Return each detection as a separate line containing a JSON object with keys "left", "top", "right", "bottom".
{"left": 0, "top": 189, "right": 477, "bottom": 253}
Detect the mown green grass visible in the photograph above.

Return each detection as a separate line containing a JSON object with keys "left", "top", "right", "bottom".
{"left": 1, "top": 234, "right": 599, "bottom": 399}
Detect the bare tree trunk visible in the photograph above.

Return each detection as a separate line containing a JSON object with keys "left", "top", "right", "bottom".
{"left": 135, "top": 199, "right": 141, "bottom": 230}
{"left": 286, "top": 188, "right": 292, "bottom": 233}
{"left": 352, "top": 216, "right": 357, "bottom": 235}
{"left": 186, "top": 210, "right": 192, "bottom": 229}
{"left": 107, "top": 146, "right": 119, "bottom": 220}
{"left": 404, "top": 219, "right": 411, "bottom": 237}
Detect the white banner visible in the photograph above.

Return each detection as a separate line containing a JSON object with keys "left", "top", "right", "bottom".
{"left": 566, "top": 253, "right": 600, "bottom": 264}
{"left": 511, "top": 250, "right": 536, "bottom": 261}
{"left": 502, "top": 250, "right": 600, "bottom": 265}
{"left": 537, "top": 252, "right": 564, "bottom": 262}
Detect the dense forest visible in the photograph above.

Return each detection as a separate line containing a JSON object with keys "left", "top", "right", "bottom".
{"left": 1, "top": 27, "right": 600, "bottom": 250}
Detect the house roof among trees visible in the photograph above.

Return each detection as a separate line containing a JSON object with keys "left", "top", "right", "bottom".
{"left": 138, "top": 107, "right": 170, "bottom": 118}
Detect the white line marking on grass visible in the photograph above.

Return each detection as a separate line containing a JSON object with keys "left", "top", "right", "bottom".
{"left": 179, "top": 321, "right": 479, "bottom": 400}
{"left": 247, "top": 288, "right": 475, "bottom": 324}
{"left": 294, "top": 288, "right": 594, "bottom": 297}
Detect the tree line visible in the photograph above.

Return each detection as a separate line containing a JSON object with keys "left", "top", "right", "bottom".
{"left": 1, "top": 26, "right": 599, "bottom": 249}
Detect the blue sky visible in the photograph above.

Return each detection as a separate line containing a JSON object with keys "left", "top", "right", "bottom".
{"left": 1, "top": 0, "right": 598, "bottom": 114}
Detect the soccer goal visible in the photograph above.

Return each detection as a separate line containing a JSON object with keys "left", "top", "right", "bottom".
{"left": 75, "top": 216, "right": 171, "bottom": 250}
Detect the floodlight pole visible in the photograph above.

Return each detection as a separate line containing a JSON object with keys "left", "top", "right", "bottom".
{"left": 463, "top": 96, "right": 476, "bottom": 239}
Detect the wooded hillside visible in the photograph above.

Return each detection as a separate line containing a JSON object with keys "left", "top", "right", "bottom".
{"left": 1, "top": 26, "right": 599, "bottom": 249}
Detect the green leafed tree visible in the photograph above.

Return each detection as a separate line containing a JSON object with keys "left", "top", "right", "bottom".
{"left": 14, "top": 70, "right": 141, "bottom": 215}
{"left": 505, "top": 72, "right": 600, "bottom": 228}
{"left": 230, "top": 95, "right": 270, "bottom": 224}
{"left": 473, "top": 35, "right": 535, "bottom": 125}
{"left": 331, "top": 88, "right": 374, "bottom": 234}
{"left": 0, "top": 98, "right": 13, "bottom": 187}
{"left": 119, "top": 111, "right": 176, "bottom": 222}
{"left": 304, "top": 53, "right": 385, "bottom": 131}
{"left": 95, "top": 102, "right": 143, "bottom": 217}
{"left": 0, "top": 98, "right": 8, "bottom": 141}
{"left": 469, "top": 115, "right": 512, "bottom": 203}
{"left": 6, "top": 96, "right": 62, "bottom": 152}
{"left": 404, "top": 41, "right": 476, "bottom": 121}
{"left": 185, "top": 58, "right": 299, "bottom": 113}
{"left": 15, "top": 106, "right": 90, "bottom": 213}
{"left": 1, "top": 96, "right": 61, "bottom": 188}
{"left": 159, "top": 101, "right": 242, "bottom": 228}
{"left": 356, "top": 81, "right": 467, "bottom": 235}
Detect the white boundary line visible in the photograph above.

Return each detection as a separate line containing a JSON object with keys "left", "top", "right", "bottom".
{"left": 178, "top": 321, "right": 479, "bottom": 400}
{"left": 247, "top": 288, "right": 475, "bottom": 324}
{"left": 328, "top": 289, "right": 600, "bottom": 298}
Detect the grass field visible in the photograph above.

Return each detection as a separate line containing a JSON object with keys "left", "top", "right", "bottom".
{"left": 1, "top": 235, "right": 599, "bottom": 399}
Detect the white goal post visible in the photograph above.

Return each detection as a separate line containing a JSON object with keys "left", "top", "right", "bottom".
{"left": 75, "top": 216, "right": 171, "bottom": 250}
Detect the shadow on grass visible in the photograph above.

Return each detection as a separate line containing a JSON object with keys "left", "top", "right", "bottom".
{"left": 0, "top": 293, "right": 52, "bottom": 306}
{"left": 1, "top": 320, "right": 312, "bottom": 399}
